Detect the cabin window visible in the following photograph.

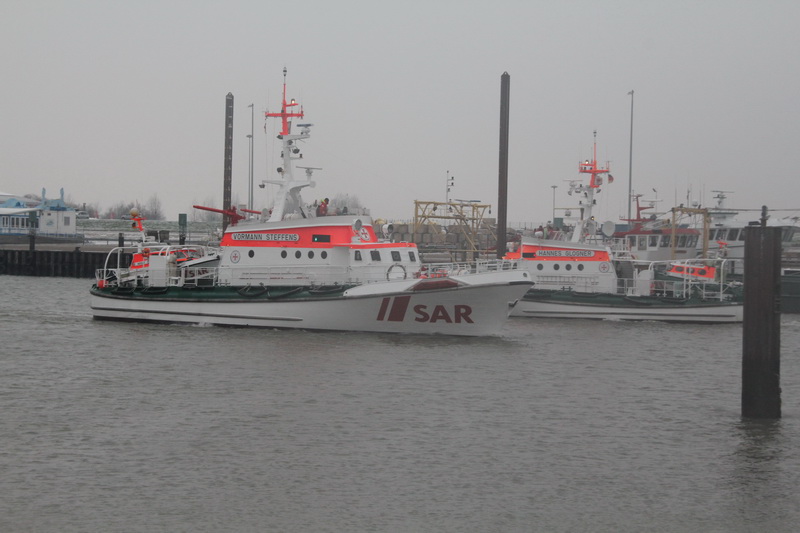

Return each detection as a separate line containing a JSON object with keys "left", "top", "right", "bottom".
{"left": 688, "top": 235, "right": 698, "bottom": 247}
{"left": 738, "top": 231, "right": 746, "bottom": 242}
{"left": 628, "top": 236, "right": 636, "bottom": 249}
{"left": 638, "top": 236, "right": 647, "bottom": 250}
{"left": 64, "top": 216, "right": 72, "bottom": 226}
{"left": 409, "top": 251, "right": 416, "bottom": 262}
{"left": 354, "top": 250, "right": 362, "bottom": 261}
{"left": 312, "top": 234, "right": 331, "bottom": 243}
{"left": 370, "top": 250, "right": 381, "bottom": 261}
{"left": 660, "top": 235, "right": 671, "bottom": 247}
{"left": 649, "top": 235, "right": 659, "bottom": 247}
{"left": 678, "top": 235, "right": 687, "bottom": 247}
{"left": 391, "top": 251, "right": 401, "bottom": 262}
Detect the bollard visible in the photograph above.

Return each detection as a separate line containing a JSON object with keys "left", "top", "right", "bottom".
{"left": 742, "top": 215, "right": 781, "bottom": 418}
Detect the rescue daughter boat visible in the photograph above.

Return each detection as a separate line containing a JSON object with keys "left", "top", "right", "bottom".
{"left": 89, "top": 73, "right": 532, "bottom": 336}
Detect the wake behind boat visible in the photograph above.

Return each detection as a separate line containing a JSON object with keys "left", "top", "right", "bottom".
{"left": 89, "top": 72, "right": 532, "bottom": 336}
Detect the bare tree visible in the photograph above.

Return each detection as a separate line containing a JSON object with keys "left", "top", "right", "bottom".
{"left": 142, "top": 194, "right": 164, "bottom": 220}
{"left": 103, "top": 201, "right": 137, "bottom": 219}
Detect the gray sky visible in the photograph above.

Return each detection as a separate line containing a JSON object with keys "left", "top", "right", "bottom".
{"left": 2, "top": 0, "right": 799, "bottom": 225}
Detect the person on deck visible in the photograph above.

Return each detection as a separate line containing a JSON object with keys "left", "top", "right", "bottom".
{"left": 316, "top": 198, "right": 329, "bottom": 217}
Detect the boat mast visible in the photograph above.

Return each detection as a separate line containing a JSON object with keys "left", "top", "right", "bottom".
{"left": 570, "top": 131, "right": 610, "bottom": 243}
{"left": 263, "top": 68, "right": 315, "bottom": 222}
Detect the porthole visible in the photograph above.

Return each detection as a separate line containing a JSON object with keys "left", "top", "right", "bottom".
{"left": 248, "top": 250, "right": 255, "bottom": 258}
{"left": 536, "top": 264, "right": 544, "bottom": 271}
{"left": 295, "top": 251, "right": 301, "bottom": 259}
{"left": 281, "top": 250, "right": 287, "bottom": 259}
{"left": 565, "top": 264, "right": 572, "bottom": 271}
{"left": 321, "top": 251, "right": 328, "bottom": 259}
{"left": 553, "top": 264, "right": 560, "bottom": 271}
{"left": 577, "top": 264, "right": 584, "bottom": 271}
{"left": 308, "top": 251, "right": 314, "bottom": 259}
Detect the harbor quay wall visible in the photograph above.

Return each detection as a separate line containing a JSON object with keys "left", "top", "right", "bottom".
{"left": 0, "top": 246, "right": 112, "bottom": 278}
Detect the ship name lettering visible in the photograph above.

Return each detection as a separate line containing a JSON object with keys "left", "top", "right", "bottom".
{"left": 538, "top": 250, "right": 594, "bottom": 257}
{"left": 232, "top": 233, "right": 300, "bottom": 241}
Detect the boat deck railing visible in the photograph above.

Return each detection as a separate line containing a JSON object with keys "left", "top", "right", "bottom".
{"left": 615, "top": 275, "right": 741, "bottom": 302}
{"left": 96, "top": 258, "right": 522, "bottom": 290}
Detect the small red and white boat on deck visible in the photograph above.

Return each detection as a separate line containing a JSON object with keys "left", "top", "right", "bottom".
{"left": 89, "top": 72, "right": 532, "bottom": 336}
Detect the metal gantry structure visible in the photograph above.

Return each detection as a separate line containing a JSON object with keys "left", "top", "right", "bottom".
{"left": 413, "top": 200, "right": 494, "bottom": 260}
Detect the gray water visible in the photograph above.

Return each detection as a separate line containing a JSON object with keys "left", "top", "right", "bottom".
{"left": 1, "top": 275, "right": 799, "bottom": 532}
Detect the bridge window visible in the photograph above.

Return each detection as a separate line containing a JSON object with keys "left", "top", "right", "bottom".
{"left": 409, "top": 251, "right": 416, "bottom": 262}
{"left": 354, "top": 250, "right": 362, "bottom": 261}
{"left": 649, "top": 235, "right": 659, "bottom": 247}
{"left": 522, "top": 253, "right": 536, "bottom": 258}
{"left": 370, "top": 250, "right": 381, "bottom": 261}
{"left": 391, "top": 251, "right": 401, "bottom": 262}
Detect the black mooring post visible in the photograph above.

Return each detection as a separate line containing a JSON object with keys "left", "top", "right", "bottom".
{"left": 496, "top": 72, "right": 510, "bottom": 259}
{"left": 742, "top": 208, "right": 781, "bottom": 418}
{"left": 223, "top": 93, "right": 234, "bottom": 232}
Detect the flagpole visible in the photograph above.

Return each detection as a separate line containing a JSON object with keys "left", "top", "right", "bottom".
{"left": 627, "top": 90, "right": 634, "bottom": 222}
{"left": 248, "top": 103, "right": 254, "bottom": 211}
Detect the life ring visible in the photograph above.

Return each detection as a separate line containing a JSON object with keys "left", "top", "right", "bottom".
{"left": 386, "top": 263, "right": 407, "bottom": 281}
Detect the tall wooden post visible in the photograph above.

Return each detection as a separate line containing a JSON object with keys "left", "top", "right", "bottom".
{"left": 223, "top": 93, "right": 234, "bottom": 231}
{"left": 742, "top": 211, "right": 781, "bottom": 418}
{"left": 496, "top": 72, "right": 510, "bottom": 259}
